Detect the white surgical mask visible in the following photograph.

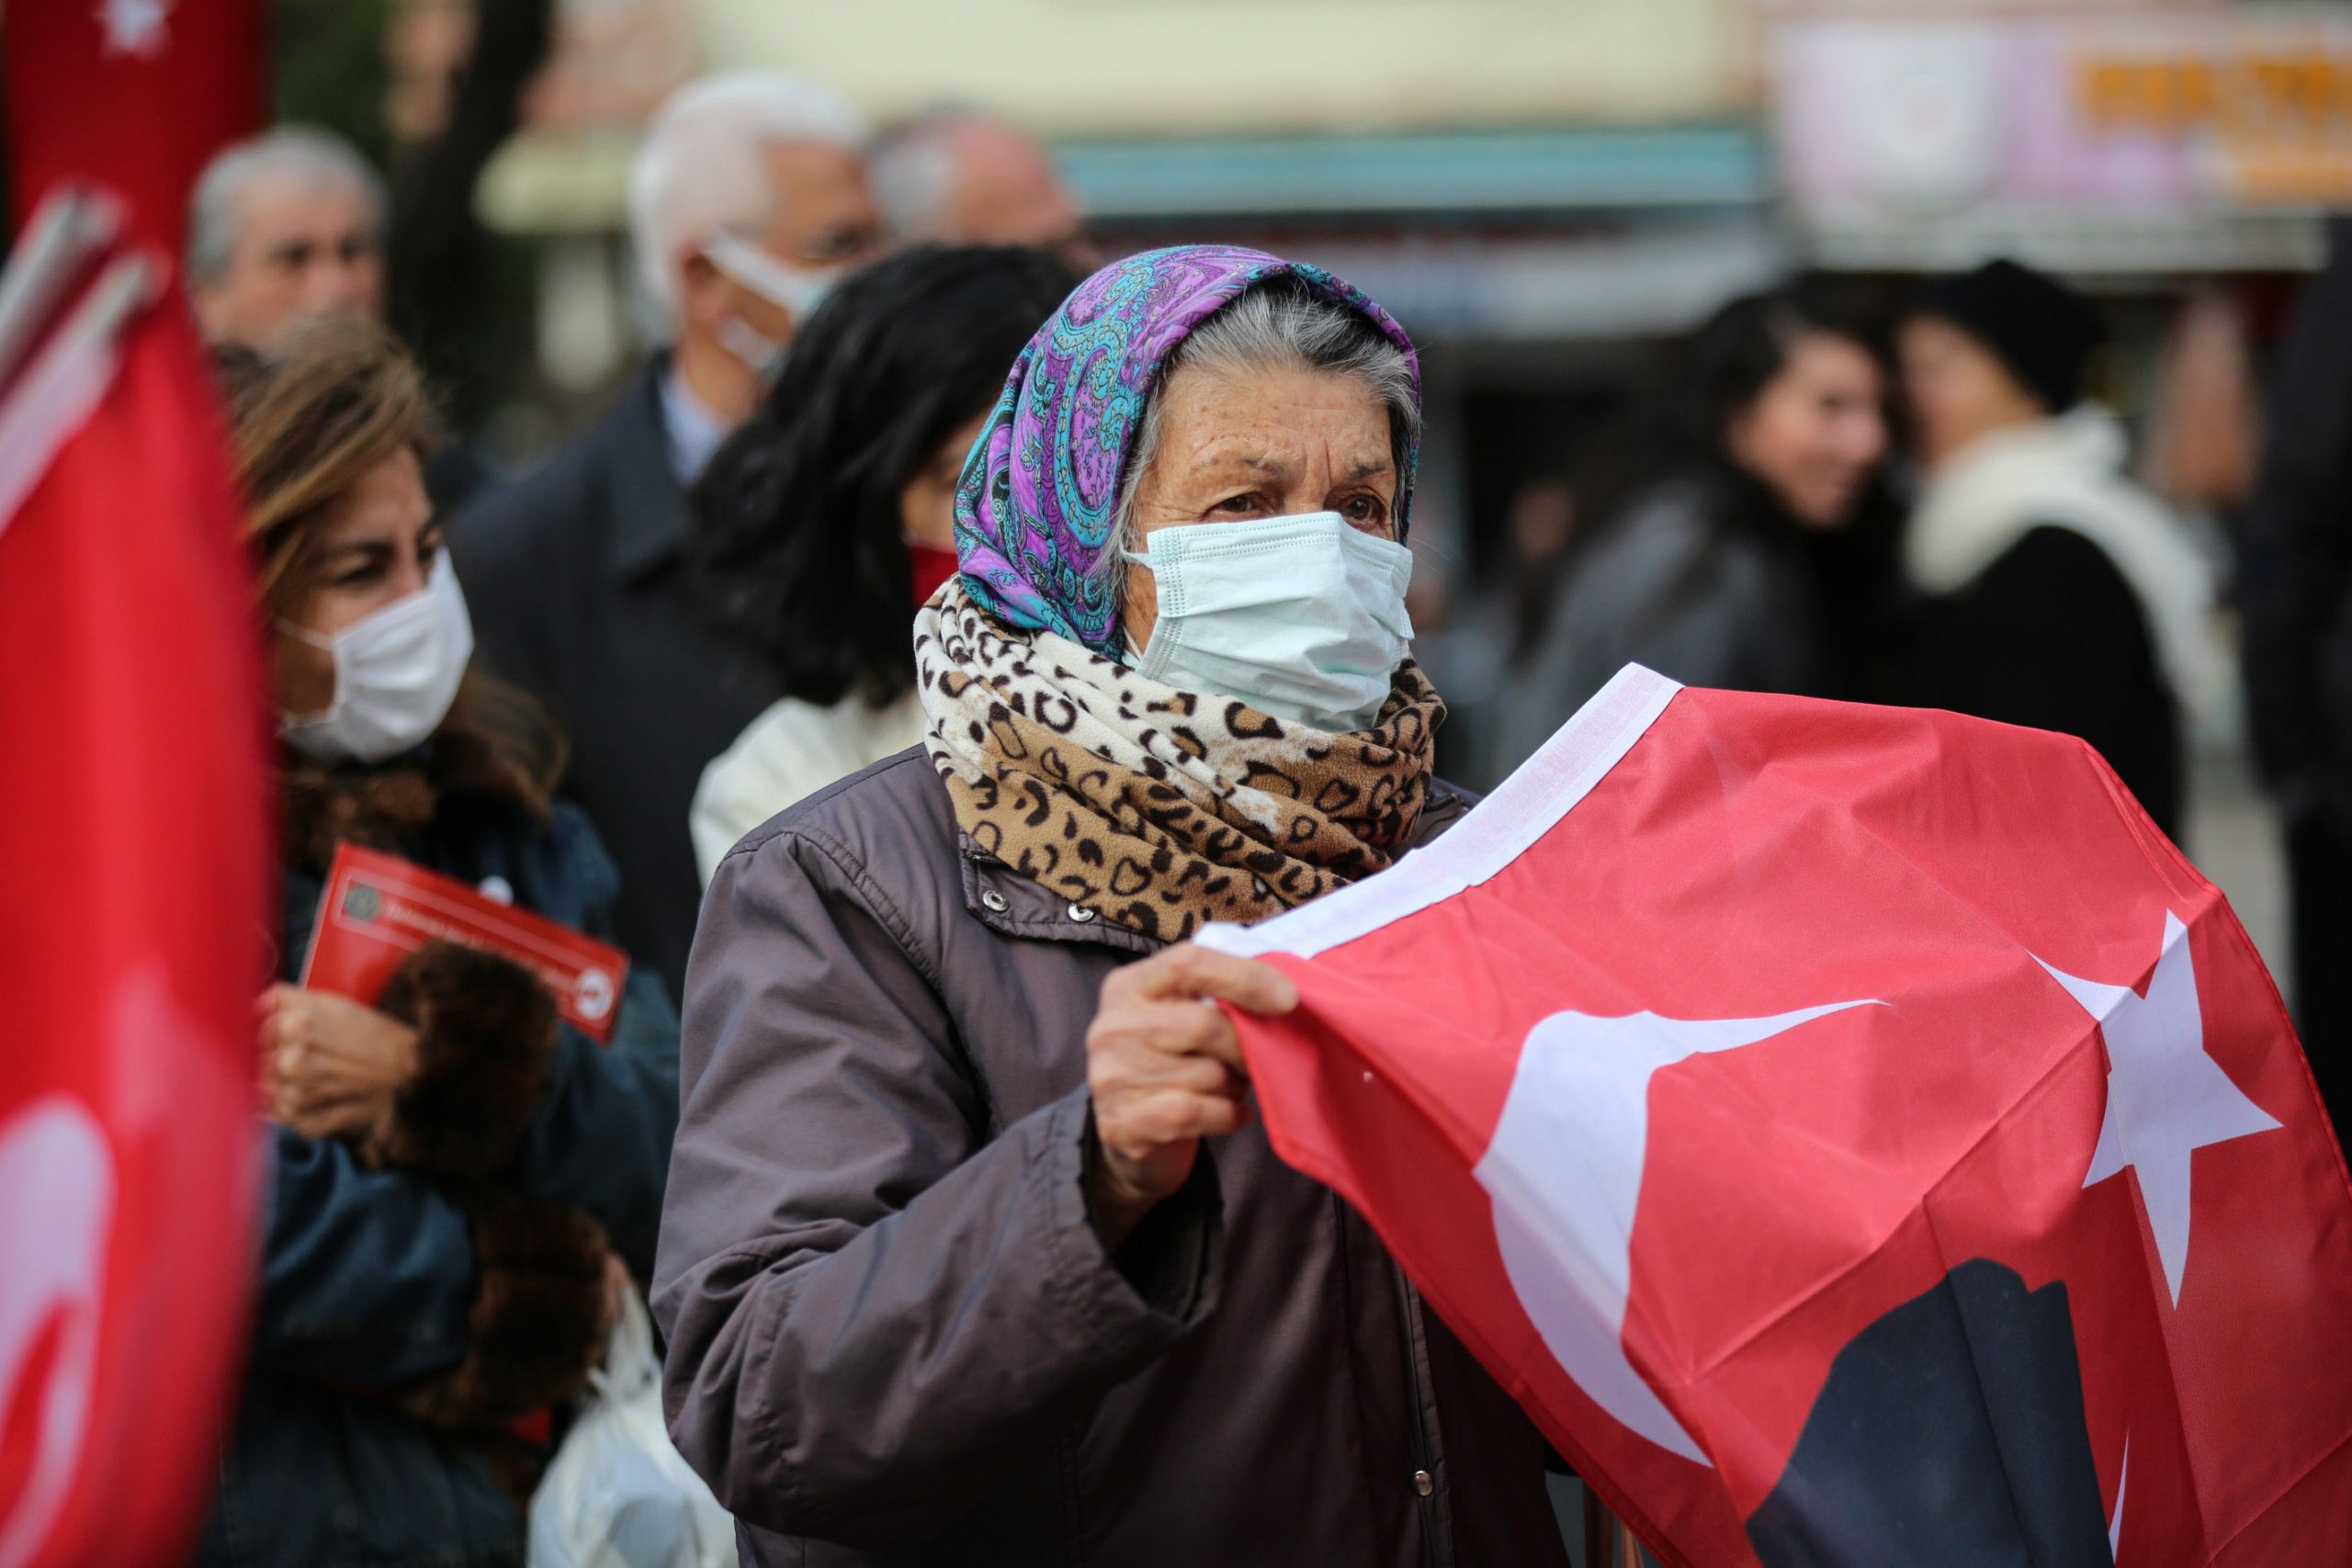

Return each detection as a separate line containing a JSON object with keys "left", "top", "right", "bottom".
{"left": 280, "top": 554, "right": 474, "bottom": 763}
{"left": 702, "top": 231, "right": 839, "bottom": 378}
{"left": 1125, "top": 510, "right": 1414, "bottom": 733}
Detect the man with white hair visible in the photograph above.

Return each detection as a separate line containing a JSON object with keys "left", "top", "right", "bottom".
{"left": 453, "top": 70, "right": 881, "bottom": 998}
{"left": 870, "top": 107, "right": 1088, "bottom": 263}
{"left": 186, "top": 126, "right": 387, "bottom": 349}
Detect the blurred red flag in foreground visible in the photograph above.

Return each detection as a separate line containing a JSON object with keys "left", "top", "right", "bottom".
{"left": 4, "top": 0, "right": 266, "bottom": 255}
{"left": 0, "top": 196, "right": 270, "bottom": 1562}
{"left": 1204, "top": 666, "right": 2352, "bottom": 1567}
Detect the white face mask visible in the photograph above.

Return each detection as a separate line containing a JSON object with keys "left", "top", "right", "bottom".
{"left": 1125, "top": 510, "right": 1414, "bottom": 733}
{"left": 701, "top": 231, "right": 840, "bottom": 378}
{"left": 280, "top": 554, "right": 475, "bottom": 763}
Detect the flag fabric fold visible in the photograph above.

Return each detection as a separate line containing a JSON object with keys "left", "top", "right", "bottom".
{"left": 0, "top": 206, "right": 269, "bottom": 1568}
{"left": 2, "top": 9, "right": 267, "bottom": 1558}
{"left": 1202, "top": 664, "right": 2352, "bottom": 1567}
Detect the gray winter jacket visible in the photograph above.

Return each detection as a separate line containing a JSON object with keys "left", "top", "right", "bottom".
{"left": 1490, "top": 477, "right": 1819, "bottom": 777}
{"left": 652, "top": 748, "right": 1566, "bottom": 1567}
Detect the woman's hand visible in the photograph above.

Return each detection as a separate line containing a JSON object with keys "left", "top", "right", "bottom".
{"left": 257, "top": 983, "right": 420, "bottom": 1145}
{"left": 1082, "top": 943, "right": 1297, "bottom": 1250}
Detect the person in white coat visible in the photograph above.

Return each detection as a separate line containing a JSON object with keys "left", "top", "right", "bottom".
{"left": 685, "top": 243, "right": 1076, "bottom": 883}
{"left": 1896, "top": 259, "right": 2220, "bottom": 837}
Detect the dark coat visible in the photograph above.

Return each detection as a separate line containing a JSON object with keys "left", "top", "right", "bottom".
{"left": 2244, "top": 218, "right": 2352, "bottom": 833}
{"left": 199, "top": 746, "right": 681, "bottom": 1568}
{"left": 2232, "top": 219, "right": 2352, "bottom": 1091}
{"left": 450, "top": 362, "right": 778, "bottom": 998}
{"left": 654, "top": 749, "right": 1567, "bottom": 1568}
{"left": 1898, "top": 525, "right": 2182, "bottom": 839}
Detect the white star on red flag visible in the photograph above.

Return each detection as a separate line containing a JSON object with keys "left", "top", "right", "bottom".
{"left": 96, "top": 0, "right": 172, "bottom": 60}
{"left": 2038, "top": 912, "right": 2281, "bottom": 1305}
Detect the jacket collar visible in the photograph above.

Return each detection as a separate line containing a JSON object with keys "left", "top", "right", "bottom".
{"left": 606, "top": 356, "right": 697, "bottom": 587}
{"left": 956, "top": 837, "right": 1164, "bottom": 957}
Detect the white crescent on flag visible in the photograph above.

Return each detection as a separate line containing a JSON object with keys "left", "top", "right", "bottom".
{"left": 0, "top": 1098, "right": 114, "bottom": 1568}
{"left": 1474, "top": 1001, "right": 1876, "bottom": 1464}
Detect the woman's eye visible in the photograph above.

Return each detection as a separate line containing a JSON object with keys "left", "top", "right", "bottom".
{"left": 1341, "top": 495, "right": 1385, "bottom": 524}
{"left": 1210, "top": 493, "right": 1261, "bottom": 514}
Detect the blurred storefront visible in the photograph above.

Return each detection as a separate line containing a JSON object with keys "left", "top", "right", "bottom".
{"left": 1767, "top": 5, "right": 2352, "bottom": 508}
{"left": 468, "top": 0, "right": 1777, "bottom": 582}
{"left": 1770, "top": 6, "right": 2347, "bottom": 276}
{"left": 452, "top": 1, "right": 2349, "bottom": 602}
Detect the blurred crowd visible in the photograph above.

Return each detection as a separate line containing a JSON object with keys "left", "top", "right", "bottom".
{"left": 202, "top": 58, "right": 2352, "bottom": 1568}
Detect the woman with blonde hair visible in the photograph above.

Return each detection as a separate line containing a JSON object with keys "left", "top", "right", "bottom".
{"left": 199, "top": 319, "right": 679, "bottom": 1568}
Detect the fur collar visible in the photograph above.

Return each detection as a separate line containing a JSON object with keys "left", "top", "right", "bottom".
{"left": 282, "top": 726, "right": 544, "bottom": 872}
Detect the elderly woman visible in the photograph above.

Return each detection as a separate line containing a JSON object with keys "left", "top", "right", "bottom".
{"left": 655, "top": 247, "right": 1565, "bottom": 1564}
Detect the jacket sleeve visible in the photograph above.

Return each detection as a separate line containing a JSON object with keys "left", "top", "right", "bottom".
{"left": 651, "top": 825, "right": 1216, "bottom": 1549}
{"left": 256, "top": 1122, "right": 479, "bottom": 1384}
{"left": 1517, "top": 497, "right": 1771, "bottom": 729}
{"left": 517, "top": 973, "right": 679, "bottom": 1279}
{"left": 258, "top": 1127, "right": 613, "bottom": 1412}
{"left": 513, "top": 804, "right": 682, "bottom": 1280}
{"left": 1583, "top": 505, "right": 1782, "bottom": 694}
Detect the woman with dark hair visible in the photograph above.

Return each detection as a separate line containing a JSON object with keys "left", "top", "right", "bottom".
{"left": 1490, "top": 288, "right": 1891, "bottom": 772}
{"left": 206, "top": 320, "right": 679, "bottom": 1567}
{"left": 686, "top": 243, "right": 1078, "bottom": 880}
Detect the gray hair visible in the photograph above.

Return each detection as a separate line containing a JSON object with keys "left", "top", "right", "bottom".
{"left": 627, "top": 69, "right": 866, "bottom": 324}
{"left": 186, "top": 127, "right": 386, "bottom": 288}
{"left": 1097, "top": 281, "right": 1420, "bottom": 602}
{"left": 868, "top": 107, "right": 977, "bottom": 240}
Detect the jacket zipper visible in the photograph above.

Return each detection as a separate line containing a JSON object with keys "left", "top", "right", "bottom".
{"left": 1396, "top": 1267, "right": 1455, "bottom": 1568}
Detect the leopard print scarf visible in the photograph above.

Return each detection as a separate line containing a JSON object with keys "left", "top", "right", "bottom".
{"left": 915, "top": 582, "right": 1442, "bottom": 942}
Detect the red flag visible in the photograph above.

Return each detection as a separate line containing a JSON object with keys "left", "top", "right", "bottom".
{"left": 1204, "top": 665, "right": 2352, "bottom": 1566}
{"left": 4, "top": 0, "right": 266, "bottom": 254}
{"left": 0, "top": 201, "right": 271, "bottom": 1564}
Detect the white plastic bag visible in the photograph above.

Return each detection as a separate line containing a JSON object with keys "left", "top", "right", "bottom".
{"left": 527, "top": 1290, "right": 737, "bottom": 1568}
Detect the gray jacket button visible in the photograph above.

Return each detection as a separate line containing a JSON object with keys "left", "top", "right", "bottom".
{"left": 979, "top": 888, "right": 1010, "bottom": 913}
{"left": 1067, "top": 903, "right": 1096, "bottom": 923}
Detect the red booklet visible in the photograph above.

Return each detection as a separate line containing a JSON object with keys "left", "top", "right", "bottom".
{"left": 300, "top": 843, "right": 628, "bottom": 1044}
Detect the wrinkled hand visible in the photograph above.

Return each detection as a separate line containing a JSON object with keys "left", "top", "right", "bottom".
{"left": 257, "top": 984, "right": 420, "bottom": 1145}
{"left": 1082, "top": 943, "right": 1296, "bottom": 1250}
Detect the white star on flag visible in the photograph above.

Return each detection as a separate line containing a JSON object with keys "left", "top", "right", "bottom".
{"left": 96, "top": 0, "right": 172, "bottom": 59}
{"left": 2037, "top": 912, "right": 2280, "bottom": 1305}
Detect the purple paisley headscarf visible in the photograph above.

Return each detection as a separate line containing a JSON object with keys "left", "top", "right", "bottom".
{"left": 951, "top": 243, "right": 1421, "bottom": 656}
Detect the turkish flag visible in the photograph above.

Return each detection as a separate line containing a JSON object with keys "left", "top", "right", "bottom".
{"left": 4, "top": 0, "right": 267, "bottom": 255}
{"left": 0, "top": 206, "right": 271, "bottom": 1563}
{"left": 1203, "top": 665, "right": 2352, "bottom": 1566}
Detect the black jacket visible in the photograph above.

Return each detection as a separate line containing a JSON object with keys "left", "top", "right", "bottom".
{"left": 451, "top": 363, "right": 776, "bottom": 997}
{"left": 1899, "top": 525, "right": 2182, "bottom": 838}
{"left": 2243, "top": 219, "right": 2352, "bottom": 833}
